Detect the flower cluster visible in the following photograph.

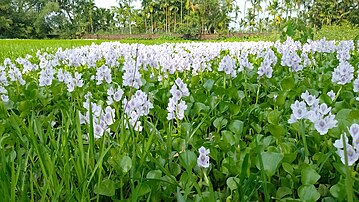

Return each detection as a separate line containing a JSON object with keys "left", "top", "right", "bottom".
{"left": 0, "top": 64, "right": 9, "bottom": 102}
{"left": 331, "top": 61, "right": 354, "bottom": 85}
{"left": 95, "top": 65, "right": 112, "bottom": 85}
{"left": 167, "top": 78, "right": 190, "bottom": 121}
{"left": 257, "top": 48, "right": 277, "bottom": 78}
{"left": 57, "top": 69, "right": 84, "bottom": 92}
{"left": 218, "top": 55, "right": 237, "bottom": 77}
{"left": 106, "top": 86, "right": 124, "bottom": 105}
{"left": 5, "top": 59, "right": 26, "bottom": 86}
{"left": 123, "top": 90, "right": 153, "bottom": 131}
{"left": 336, "top": 40, "right": 354, "bottom": 63}
{"left": 333, "top": 124, "right": 359, "bottom": 166}
{"left": 80, "top": 92, "right": 116, "bottom": 139}
{"left": 122, "top": 57, "right": 142, "bottom": 89}
{"left": 197, "top": 146, "right": 210, "bottom": 168}
{"left": 289, "top": 91, "right": 337, "bottom": 135}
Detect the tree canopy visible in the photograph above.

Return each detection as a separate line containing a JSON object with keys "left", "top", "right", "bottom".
{"left": 0, "top": 0, "right": 358, "bottom": 38}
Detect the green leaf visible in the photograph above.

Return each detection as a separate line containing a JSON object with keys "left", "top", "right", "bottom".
{"left": 329, "top": 182, "right": 346, "bottom": 199}
{"left": 177, "top": 187, "right": 186, "bottom": 202}
{"left": 282, "top": 162, "right": 293, "bottom": 174}
{"left": 119, "top": 156, "right": 132, "bottom": 174}
{"left": 222, "top": 130, "right": 235, "bottom": 146}
{"left": 276, "top": 91, "right": 287, "bottom": 106}
{"left": 261, "top": 152, "right": 283, "bottom": 178}
{"left": 94, "top": 179, "right": 116, "bottom": 197}
{"left": 298, "top": 185, "right": 320, "bottom": 202}
{"left": 146, "top": 170, "right": 162, "bottom": 179}
{"left": 179, "top": 150, "right": 197, "bottom": 170}
{"left": 268, "top": 124, "right": 285, "bottom": 139}
{"left": 226, "top": 177, "right": 239, "bottom": 191}
{"left": 349, "top": 109, "right": 359, "bottom": 121}
{"left": 281, "top": 77, "right": 295, "bottom": 90}
{"left": 213, "top": 117, "right": 228, "bottom": 130}
{"left": 228, "top": 120, "right": 244, "bottom": 135}
{"left": 301, "top": 165, "right": 321, "bottom": 185}
{"left": 134, "top": 184, "right": 151, "bottom": 197}
{"left": 193, "top": 102, "right": 210, "bottom": 114}
{"left": 203, "top": 79, "right": 214, "bottom": 91}
{"left": 268, "top": 109, "right": 281, "bottom": 125}
{"left": 276, "top": 187, "right": 292, "bottom": 199}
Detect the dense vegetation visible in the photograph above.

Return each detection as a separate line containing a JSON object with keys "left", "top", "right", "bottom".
{"left": 0, "top": 37, "right": 359, "bottom": 201}
{"left": 0, "top": 0, "right": 358, "bottom": 38}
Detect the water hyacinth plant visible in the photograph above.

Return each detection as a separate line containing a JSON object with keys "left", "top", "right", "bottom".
{"left": 0, "top": 38, "right": 359, "bottom": 201}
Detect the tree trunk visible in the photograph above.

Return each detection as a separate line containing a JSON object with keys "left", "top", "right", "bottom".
{"left": 181, "top": 0, "right": 183, "bottom": 24}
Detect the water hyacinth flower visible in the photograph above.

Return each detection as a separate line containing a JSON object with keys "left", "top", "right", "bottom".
{"left": 167, "top": 78, "right": 190, "bottom": 121}
{"left": 331, "top": 61, "right": 354, "bottom": 85}
{"left": 197, "top": 146, "right": 210, "bottom": 168}
{"left": 218, "top": 55, "right": 237, "bottom": 77}
{"left": 327, "top": 90, "right": 336, "bottom": 101}
{"left": 123, "top": 90, "right": 153, "bottom": 131}
{"left": 353, "top": 78, "right": 359, "bottom": 92}
{"left": 301, "top": 90, "right": 318, "bottom": 106}
{"left": 107, "top": 86, "right": 124, "bottom": 105}
{"left": 288, "top": 100, "right": 308, "bottom": 123}
{"left": 336, "top": 144, "right": 359, "bottom": 166}
{"left": 334, "top": 125, "right": 359, "bottom": 166}
{"left": 288, "top": 91, "right": 337, "bottom": 135}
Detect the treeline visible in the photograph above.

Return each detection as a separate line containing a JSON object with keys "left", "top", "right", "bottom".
{"left": 0, "top": 0, "right": 358, "bottom": 39}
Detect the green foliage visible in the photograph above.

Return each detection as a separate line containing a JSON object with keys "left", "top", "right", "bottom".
{"left": 1, "top": 37, "right": 359, "bottom": 201}
{"left": 315, "top": 23, "right": 359, "bottom": 40}
{"left": 280, "top": 18, "right": 314, "bottom": 43}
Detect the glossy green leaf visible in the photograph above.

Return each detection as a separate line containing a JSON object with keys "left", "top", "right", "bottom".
{"left": 301, "top": 165, "right": 321, "bottom": 185}
{"left": 94, "top": 179, "right": 116, "bottom": 197}
{"left": 261, "top": 152, "right": 283, "bottom": 178}
{"left": 298, "top": 185, "right": 320, "bottom": 202}
{"left": 228, "top": 120, "right": 244, "bottom": 135}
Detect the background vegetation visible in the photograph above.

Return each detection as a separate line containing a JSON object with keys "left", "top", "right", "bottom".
{"left": 0, "top": 0, "right": 358, "bottom": 39}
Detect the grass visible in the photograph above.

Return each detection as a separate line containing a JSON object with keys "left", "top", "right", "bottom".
{"left": 0, "top": 39, "right": 110, "bottom": 61}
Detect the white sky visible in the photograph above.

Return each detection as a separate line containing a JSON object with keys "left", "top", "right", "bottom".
{"left": 94, "top": 0, "right": 141, "bottom": 9}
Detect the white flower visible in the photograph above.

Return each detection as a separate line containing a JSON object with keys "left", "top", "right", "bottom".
{"left": 353, "top": 78, "right": 359, "bottom": 92}
{"left": 301, "top": 91, "right": 318, "bottom": 106}
{"left": 333, "top": 133, "right": 349, "bottom": 149}
{"left": 94, "top": 124, "right": 104, "bottom": 139}
{"left": 218, "top": 56, "right": 237, "bottom": 77}
{"left": 349, "top": 124, "right": 359, "bottom": 138}
{"left": 337, "top": 144, "right": 359, "bottom": 166}
{"left": 331, "top": 61, "right": 354, "bottom": 85}
{"left": 197, "top": 146, "right": 210, "bottom": 168}
{"left": 107, "top": 87, "right": 115, "bottom": 96}
{"left": 0, "top": 86, "right": 7, "bottom": 94}
{"left": 113, "top": 88, "right": 124, "bottom": 102}
{"left": 288, "top": 114, "right": 298, "bottom": 124}
{"left": 199, "top": 146, "right": 210, "bottom": 155}
{"left": 314, "top": 118, "right": 330, "bottom": 135}
{"left": 67, "top": 81, "right": 75, "bottom": 92}
{"left": 1, "top": 94, "right": 9, "bottom": 102}
{"left": 327, "top": 90, "right": 336, "bottom": 101}
{"left": 353, "top": 135, "right": 359, "bottom": 150}
{"left": 290, "top": 100, "right": 308, "bottom": 120}
{"left": 74, "top": 72, "right": 84, "bottom": 87}
{"left": 318, "top": 103, "right": 331, "bottom": 116}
